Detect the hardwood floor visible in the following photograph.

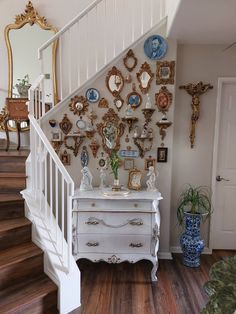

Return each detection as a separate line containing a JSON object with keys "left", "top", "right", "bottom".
{"left": 73, "top": 250, "right": 235, "bottom": 314}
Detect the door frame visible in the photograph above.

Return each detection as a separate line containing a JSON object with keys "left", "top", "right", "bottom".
{"left": 210, "top": 77, "right": 236, "bottom": 250}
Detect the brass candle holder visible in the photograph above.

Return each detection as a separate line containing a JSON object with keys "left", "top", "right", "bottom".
{"left": 142, "top": 108, "right": 155, "bottom": 123}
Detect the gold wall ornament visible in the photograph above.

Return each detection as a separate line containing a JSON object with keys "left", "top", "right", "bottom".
{"left": 136, "top": 62, "right": 154, "bottom": 94}
{"left": 123, "top": 49, "right": 138, "bottom": 72}
{"left": 106, "top": 66, "right": 124, "bottom": 97}
{"left": 69, "top": 95, "right": 89, "bottom": 116}
{"left": 113, "top": 95, "right": 124, "bottom": 111}
{"left": 127, "top": 84, "right": 142, "bottom": 110}
{"left": 89, "top": 139, "right": 100, "bottom": 158}
{"left": 142, "top": 108, "right": 155, "bottom": 123}
{"left": 98, "top": 97, "right": 109, "bottom": 108}
{"left": 156, "top": 117, "right": 172, "bottom": 141}
{"left": 4, "top": 0, "right": 58, "bottom": 104}
{"left": 155, "top": 86, "right": 172, "bottom": 113}
{"left": 122, "top": 117, "right": 138, "bottom": 133}
{"left": 64, "top": 133, "right": 85, "bottom": 157}
{"left": 96, "top": 108, "right": 125, "bottom": 156}
{"left": 60, "top": 150, "right": 71, "bottom": 166}
{"left": 51, "top": 140, "right": 63, "bottom": 154}
{"left": 156, "top": 60, "right": 175, "bottom": 85}
{"left": 59, "top": 114, "right": 73, "bottom": 135}
{"left": 179, "top": 81, "right": 213, "bottom": 148}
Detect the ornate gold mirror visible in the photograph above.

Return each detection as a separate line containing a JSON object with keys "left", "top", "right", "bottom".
{"left": 123, "top": 49, "right": 138, "bottom": 72}
{"left": 106, "top": 66, "right": 124, "bottom": 97}
{"left": 1, "top": 1, "right": 58, "bottom": 132}
{"left": 136, "top": 62, "right": 154, "bottom": 94}
{"left": 69, "top": 95, "right": 89, "bottom": 116}
{"left": 97, "top": 108, "right": 125, "bottom": 155}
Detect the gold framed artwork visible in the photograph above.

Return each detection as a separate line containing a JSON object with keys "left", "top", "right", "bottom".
{"left": 155, "top": 86, "right": 172, "bottom": 113}
{"left": 144, "top": 156, "right": 155, "bottom": 170}
{"left": 124, "top": 158, "right": 135, "bottom": 170}
{"left": 60, "top": 150, "right": 71, "bottom": 166}
{"left": 157, "top": 147, "right": 168, "bottom": 163}
{"left": 128, "top": 168, "right": 142, "bottom": 190}
{"left": 156, "top": 61, "right": 175, "bottom": 85}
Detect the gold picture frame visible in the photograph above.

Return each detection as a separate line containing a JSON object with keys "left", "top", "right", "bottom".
{"left": 128, "top": 168, "right": 142, "bottom": 190}
{"left": 156, "top": 61, "right": 175, "bottom": 85}
{"left": 124, "top": 158, "right": 135, "bottom": 170}
{"left": 144, "top": 156, "right": 155, "bottom": 170}
{"left": 60, "top": 150, "right": 71, "bottom": 166}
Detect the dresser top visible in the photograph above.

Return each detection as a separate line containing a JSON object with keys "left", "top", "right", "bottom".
{"left": 73, "top": 188, "right": 162, "bottom": 201}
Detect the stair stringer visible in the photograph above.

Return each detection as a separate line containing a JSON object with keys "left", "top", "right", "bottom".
{"left": 40, "top": 16, "right": 168, "bottom": 125}
{"left": 22, "top": 190, "right": 81, "bottom": 314}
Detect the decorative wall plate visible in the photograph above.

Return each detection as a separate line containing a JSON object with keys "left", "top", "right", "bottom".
{"left": 119, "top": 149, "right": 139, "bottom": 158}
{"left": 155, "top": 86, "right": 172, "bottom": 113}
{"left": 76, "top": 118, "right": 86, "bottom": 130}
{"left": 81, "top": 146, "right": 89, "bottom": 167}
{"left": 123, "top": 49, "right": 138, "bottom": 72}
{"left": 69, "top": 95, "right": 89, "bottom": 116}
{"left": 144, "top": 35, "right": 168, "bottom": 60}
{"left": 86, "top": 88, "right": 100, "bottom": 103}
{"left": 136, "top": 62, "right": 154, "bottom": 94}
{"left": 59, "top": 114, "right": 72, "bottom": 135}
{"left": 156, "top": 60, "right": 175, "bottom": 85}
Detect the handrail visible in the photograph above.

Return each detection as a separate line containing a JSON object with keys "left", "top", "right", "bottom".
{"left": 29, "top": 114, "right": 74, "bottom": 187}
{"left": 38, "top": 0, "right": 103, "bottom": 58}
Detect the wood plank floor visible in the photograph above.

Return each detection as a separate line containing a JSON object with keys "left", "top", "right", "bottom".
{"left": 73, "top": 250, "right": 235, "bottom": 314}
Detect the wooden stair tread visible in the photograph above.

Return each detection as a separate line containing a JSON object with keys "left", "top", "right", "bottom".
{"left": 0, "top": 274, "right": 58, "bottom": 312}
{"left": 0, "top": 217, "right": 31, "bottom": 233}
{"left": 0, "top": 150, "right": 29, "bottom": 157}
{"left": 0, "top": 242, "right": 42, "bottom": 268}
{"left": 0, "top": 172, "right": 27, "bottom": 178}
{"left": 0, "top": 193, "right": 23, "bottom": 202}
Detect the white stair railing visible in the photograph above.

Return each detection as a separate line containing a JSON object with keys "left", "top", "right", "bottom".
{"left": 28, "top": 79, "right": 74, "bottom": 272}
{"left": 33, "top": 0, "right": 166, "bottom": 118}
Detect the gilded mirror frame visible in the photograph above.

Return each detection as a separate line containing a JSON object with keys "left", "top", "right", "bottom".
{"left": 136, "top": 62, "right": 154, "bottom": 94}
{"left": 106, "top": 66, "right": 124, "bottom": 97}
{"left": 2, "top": 1, "right": 58, "bottom": 131}
{"left": 96, "top": 108, "right": 125, "bottom": 156}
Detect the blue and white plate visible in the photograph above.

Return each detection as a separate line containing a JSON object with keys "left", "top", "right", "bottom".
{"left": 86, "top": 88, "right": 100, "bottom": 103}
{"left": 144, "top": 35, "right": 167, "bottom": 60}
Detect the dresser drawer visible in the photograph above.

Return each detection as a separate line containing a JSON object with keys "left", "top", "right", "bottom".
{"left": 76, "top": 212, "right": 151, "bottom": 234}
{"left": 77, "top": 234, "right": 151, "bottom": 254}
{"left": 78, "top": 199, "right": 152, "bottom": 212}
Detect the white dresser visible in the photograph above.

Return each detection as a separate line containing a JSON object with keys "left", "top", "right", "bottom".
{"left": 72, "top": 189, "right": 162, "bottom": 281}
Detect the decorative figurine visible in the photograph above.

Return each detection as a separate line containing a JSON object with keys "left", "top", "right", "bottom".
{"left": 146, "top": 166, "right": 158, "bottom": 192}
{"left": 79, "top": 166, "right": 93, "bottom": 191}
{"left": 99, "top": 167, "right": 107, "bottom": 189}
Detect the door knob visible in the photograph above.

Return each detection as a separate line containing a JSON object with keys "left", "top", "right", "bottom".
{"left": 216, "top": 175, "right": 230, "bottom": 182}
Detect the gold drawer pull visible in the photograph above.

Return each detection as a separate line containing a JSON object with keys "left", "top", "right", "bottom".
{"left": 129, "top": 242, "right": 143, "bottom": 248}
{"left": 134, "top": 203, "right": 138, "bottom": 208}
{"left": 91, "top": 203, "right": 96, "bottom": 207}
{"left": 86, "top": 241, "right": 99, "bottom": 247}
{"left": 129, "top": 219, "right": 143, "bottom": 226}
{"left": 85, "top": 218, "right": 99, "bottom": 225}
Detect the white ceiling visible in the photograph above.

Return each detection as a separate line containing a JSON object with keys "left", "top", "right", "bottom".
{"left": 167, "top": 0, "right": 236, "bottom": 45}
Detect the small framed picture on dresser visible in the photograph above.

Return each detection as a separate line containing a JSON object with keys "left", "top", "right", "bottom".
{"left": 157, "top": 147, "right": 168, "bottom": 162}
{"left": 124, "top": 158, "right": 135, "bottom": 170}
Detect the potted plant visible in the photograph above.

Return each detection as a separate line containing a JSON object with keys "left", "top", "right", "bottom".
{"left": 177, "top": 185, "right": 212, "bottom": 267}
{"left": 15, "top": 74, "right": 31, "bottom": 98}
{"left": 108, "top": 150, "right": 121, "bottom": 191}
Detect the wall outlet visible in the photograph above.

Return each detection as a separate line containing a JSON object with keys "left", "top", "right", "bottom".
{"left": 45, "top": 73, "right": 50, "bottom": 79}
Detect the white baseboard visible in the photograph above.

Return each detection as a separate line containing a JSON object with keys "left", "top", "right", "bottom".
{"left": 158, "top": 252, "right": 173, "bottom": 259}
{"left": 170, "top": 246, "right": 212, "bottom": 254}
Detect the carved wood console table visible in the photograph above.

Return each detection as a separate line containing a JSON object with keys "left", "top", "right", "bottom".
{"left": 72, "top": 189, "right": 162, "bottom": 281}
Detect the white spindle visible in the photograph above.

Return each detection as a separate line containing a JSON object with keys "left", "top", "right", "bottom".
{"left": 104, "top": 0, "right": 107, "bottom": 65}
{"left": 77, "top": 22, "right": 81, "bottom": 87}
{"left": 150, "top": 0, "right": 154, "bottom": 28}
{"left": 113, "top": 0, "right": 116, "bottom": 58}
{"left": 95, "top": 5, "right": 98, "bottom": 72}
{"left": 131, "top": 0, "right": 135, "bottom": 43}
{"left": 59, "top": 38, "right": 63, "bottom": 102}
{"left": 86, "top": 13, "right": 89, "bottom": 80}
{"left": 68, "top": 29, "right": 72, "bottom": 93}
{"left": 141, "top": 0, "right": 144, "bottom": 35}
{"left": 50, "top": 155, "right": 53, "bottom": 221}
{"left": 61, "top": 178, "right": 65, "bottom": 257}
{"left": 44, "top": 150, "right": 48, "bottom": 221}
{"left": 56, "top": 166, "right": 59, "bottom": 243}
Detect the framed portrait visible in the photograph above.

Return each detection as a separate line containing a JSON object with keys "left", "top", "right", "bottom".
{"left": 144, "top": 35, "right": 168, "bottom": 60}
{"left": 126, "top": 91, "right": 142, "bottom": 109}
{"left": 124, "top": 158, "right": 135, "bottom": 170}
{"left": 157, "top": 147, "right": 168, "bottom": 163}
{"left": 128, "top": 168, "right": 142, "bottom": 190}
{"left": 156, "top": 61, "right": 175, "bottom": 85}
{"left": 155, "top": 86, "right": 172, "bottom": 113}
{"left": 60, "top": 150, "right": 71, "bottom": 166}
{"left": 86, "top": 88, "right": 100, "bottom": 103}
{"left": 144, "top": 157, "right": 155, "bottom": 170}
{"left": 51, "top": 130, "right": 62, "bottom": 141}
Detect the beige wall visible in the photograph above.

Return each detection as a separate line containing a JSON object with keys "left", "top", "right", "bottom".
{"left": 171, "top": 44, "right": 236, "bottom": 249}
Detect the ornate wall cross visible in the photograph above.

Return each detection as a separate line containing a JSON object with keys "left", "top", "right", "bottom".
{"left": 179, "top": 81, "right": 213, "bottom": 148}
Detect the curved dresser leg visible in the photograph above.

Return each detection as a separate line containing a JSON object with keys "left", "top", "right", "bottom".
{"left": 151, "top": 259, "right": 158, "bottom": 281}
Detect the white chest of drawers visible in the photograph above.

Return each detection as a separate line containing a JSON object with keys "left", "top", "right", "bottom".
{"left": 72, "top": 189, "right": 162, "bottom": 281}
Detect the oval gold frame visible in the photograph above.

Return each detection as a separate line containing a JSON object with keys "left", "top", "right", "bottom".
{"left": 2, "top": 1, "right": 58, "bottom": 132}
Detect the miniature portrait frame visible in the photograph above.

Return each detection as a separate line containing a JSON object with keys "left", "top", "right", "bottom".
{"left": 124, "top": 158, "right": 135, "bottom": 170}
{"left": 60, "top": 150, "right": 71, "bottom": 166}
{"left": 157, "top": 147, "right": 168, "bottom": 163}
{"left": 144, "top": 157, "right": 155, "bottom": 170}
{"left": 51, "top": 130, "right": 62, "bottom": 141}
{"left": 128, "top": 168, "right": 142, "bottom": 190}
{"left": 156, "top": 61, "right": 175, "bottom": 85}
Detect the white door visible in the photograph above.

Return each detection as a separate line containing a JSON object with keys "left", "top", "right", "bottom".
{"left": 212, "top": 78, "right": 236, "bottom": 249}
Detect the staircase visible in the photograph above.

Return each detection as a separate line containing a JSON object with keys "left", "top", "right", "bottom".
{"left": 0, "top": 150, "right": 58, "bottom": 313}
